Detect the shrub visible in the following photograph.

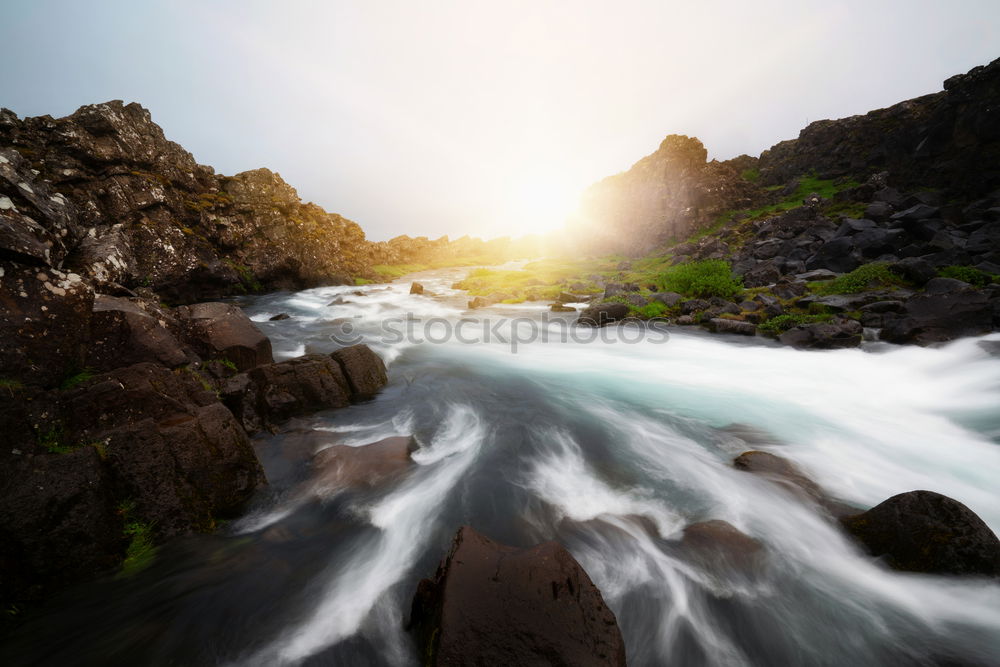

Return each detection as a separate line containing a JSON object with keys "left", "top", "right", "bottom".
{"left": 656, "top": 260, "right": 743, "bottom": 299}
{"left": 938, "top": 265, "right": 999, "bottom": 288}
{"left": 814, "top": 263, "right": 907, "bottom": 295}
{"left": 630, "top": 301, "right": 670, "bottom": 319}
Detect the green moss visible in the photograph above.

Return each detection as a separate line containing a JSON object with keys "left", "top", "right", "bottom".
{"left": 708, "top": 174, "right": 861, "bottom": 232}
{"left": 758, "top": 313, "right": 833, "bottom": 334}
{"left": 117, "top": 501, "right": 157, "bottom": 575}
{"left": 937, "top": 265, "right": 999, "bottom": 288}
{"left": 655, "top": 260, "right": 743, "bottom": 299}
{"left": 814, "top": 262, "right": 908, "bottom": 295}
{"left": 741, "top": 167, "right": 760, "bottom": 182}
{"left": 354, "top": 277, "right": 373, "bottom": 286}
{"left": 629, "top": 301, "right": 671, "bottom": 319}
{"left": 218, "top": 359, "right": 238, "bottom": 372}
{"left": 60, "top": 369, "right": 95, "bottom": 390}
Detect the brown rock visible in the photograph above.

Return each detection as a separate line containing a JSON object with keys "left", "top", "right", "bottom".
{"left": 87, "top": 295, "right": 196, "bottom": 371}
{"left": 312, "top": 436, "right": 417, "bottom": 489}
{"left": 330, "top": 344, "right": 389, "bottom": 400}
{"left": 409, "top": 526, "right": 626, "bottom": 667}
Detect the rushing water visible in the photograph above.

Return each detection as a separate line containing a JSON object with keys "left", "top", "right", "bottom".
{"left": 6, "top": 267, "right": 1000, "bottom": 666}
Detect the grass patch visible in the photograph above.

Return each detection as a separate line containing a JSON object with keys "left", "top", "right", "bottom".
{"left": 218, "top": 359, "right": 238, "bottom": 372}
{"left": 758, "top": 313, "right": 834, "bottom": 334}
{"left": 354, "top": 277, "right": 373, "bottom": 286}
{"left": 629, "top": 301, "right": 672, "bottom": 319}
{"left": 938, "top": 265, "right": 999, "bottom": 288}
{"left": 453, "top": 258, "right": 612, "bottom": 303}
{"left": 371, "top": 263, "right": 430, "bottom": 280}
{"left": 709, "top": 174, "right": 861, "bottom": 231}
{"left": 655, "top": 260, "right": 743, "bottom": 300}
{"left": 741, "top": 167, "right": 760, "bottom": 182}
{"left": 813, "top": 262, "right": 908, "bottom": 295}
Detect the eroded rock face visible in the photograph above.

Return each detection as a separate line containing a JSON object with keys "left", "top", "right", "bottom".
{"left": 409, "top": 526, "right": 626, "bottom": 667}
{"left": 841, "top": 490, "right": 1000, "bottom": 577}
{"left": 88, "top": 294, "right": 196, "bottom": 371}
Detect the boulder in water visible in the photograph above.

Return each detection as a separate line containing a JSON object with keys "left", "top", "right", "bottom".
{"left": 841, "top": 490, "right": 1000, "bottom": 576}
{"left": 331, "top": 344, "right": 389, "bottom": 400}
{"left": 681, "top": 520, "right": 764, "bottom": 573}
{"left": 312, "top": 436, "right": 417, "bottom": 489}
{"left": 550, "top": 303, "right": 576, "bottom": 312}
{"left": 577, "top": 301, "right": 630, "bottom": 326}
{"left": 268, "top": 313, "right": 291, "bottom": 321}
{"left": 410, "top": 282, "right": 424, "bottom": 295}
{"left": 409, "top": 526, "right": 626, "bottom": 666}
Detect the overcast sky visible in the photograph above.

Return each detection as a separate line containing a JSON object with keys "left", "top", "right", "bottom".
{"left": 2, "top": 1, "right": 998, "bottom": 240}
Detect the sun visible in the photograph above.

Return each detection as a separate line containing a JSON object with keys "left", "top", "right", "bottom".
{"left": 501, "top": 178, "right": 580, "bottom": 238}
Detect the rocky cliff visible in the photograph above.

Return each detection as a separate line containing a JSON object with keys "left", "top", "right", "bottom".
{"left": 574, "top": 57, "right": 1000, "bottom": 254}
{"left": 0, "top": 101, "right": 379, "bottom": 303}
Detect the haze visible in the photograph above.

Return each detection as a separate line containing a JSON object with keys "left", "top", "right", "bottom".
{"left": 2, "top": 1, "right": 998, "bottom": 240}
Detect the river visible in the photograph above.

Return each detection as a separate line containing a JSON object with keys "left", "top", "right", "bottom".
{"left": 6, "top": 266, "right": 1000, "bottom": 666}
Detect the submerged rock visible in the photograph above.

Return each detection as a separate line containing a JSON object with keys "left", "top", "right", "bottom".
{"left": 681, "top": 520, "right": 764, "bottom": 573}
{"left": 409, "top": 526, "right": 626, "bottom": 666}
{"left": 312, "top": 436, "right": 417, "bottom": 489}
{"left": 841, "top": 490, "right": 1000, "bottom": 577}
{"left": 410, "top": 281, "right": 425, "bottom": 295}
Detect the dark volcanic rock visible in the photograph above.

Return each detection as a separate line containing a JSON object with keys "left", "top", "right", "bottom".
{"left": 841, "top": 491, "right": 1000, "bottom": 576}
{"left": 681, "top": 520, "right": 764, "bottom": 572}
{"left": 0, "top": 265, "right": 93, "bottom": 388}
{"left": 331, "top": 344, "right": 389, "bottom": 400}
{"left": 268, "top": 312, "right": 290, "bottom": 321}
{"left": 225, "top": 354, "right": 353, "bottom": 433}
{"left": 706, "top": 318, "right": 757, "bottom": 336}
{"left": 577, "top": 301, "right": 630, "bottom": 326}
{"left": 88, "top": 294, "right": 195, "bottom": 371}
{"left": 175, "top": 301, "right": 273, "bottom": 371}
{"left": 734, "top": 451, "right": 856, "bottom": 518}
{"left": 409, "top": 526, "right": 626, "bottom": 667}
{"left": 779, "top": 317, "right": 863, "bottom": 349}
{"left": 881, "top": 287, "right": 993, "bottom": 344}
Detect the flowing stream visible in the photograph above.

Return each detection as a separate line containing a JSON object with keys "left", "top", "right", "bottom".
{"left": 6, "top": 267, "right": 1000, "bottom": 666}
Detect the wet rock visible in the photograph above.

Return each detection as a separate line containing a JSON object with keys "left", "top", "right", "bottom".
{"left": 550, "top": 303, "right": 576, "bottom": 312}
{"left": 468, "top": 296, "right": 496, "bottom": 309}
{"left": 175, "top": 302, "right": 273, "bottom": 371}
{"left": 225, "top": 354, "right": 353, "bottom": 433}
{"left": 705, "top": 318, "right": 757, "bottom": 336}
{"left": 410, "top": 282, "right": 424, "bottom": 295}
{"left": 734, "top": 450, "right": 856, "bottom": 518}
{"left": 330, "top": 344, "right": 389, "bottom": 400}
{"left": 409, "top": 526, "right": 626, "bottom": 667}
{"left": 87, "top": 295, "right": 195, "bottom": 372}
{"left": 681, "top": 520, "right": 764, "bottom": 571}
{"left": 841, "top": 491, "right": 1000, "bottom": 576}
{"left": 779, "top": 317, "right": 863, "bottom": 349}
{"left": 268, "top": 313, "right": 290, "bottom": 321}
{"left": 312, "top": 436, "right": 417, "bottom": 489}
{"left": 577, "top": 301, "right": 630, "bottom": 326}
{"left": 676, "top": 315, "right": 696, "bottom": 325}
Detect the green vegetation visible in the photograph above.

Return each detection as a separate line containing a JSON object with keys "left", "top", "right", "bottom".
{"left": 224, "top": 260, "right": 263, "bottom": 293}
{"left": 354, "top": 277, "right": 373, "bottom": 286}
{"left": 938, "top": 265, "right": 1000, "bottom": 287}
{"left": 60, "top": 368, "right": 95, "bottom": 390}
{"left": 218, "top": 359, "right": 238, "bottom": 372}
{"left": 0, "top": 378, "right": 24, "bottom": 395}
{"left": 655, "top": 260, "right": 743, "bottom": 300}
{"left": 630, "top": 301, "right": 671, "bottom": 319}
{"left": 38, "top": 425, "right": 73, "bottom": 454}
{"left": 758, "top": 313, "right": 834, "bottom": 334}
{"left": 711, "top": 174, "right": 861, "bottom": 229}
{"left": 117, "top": 501, "right": 157, "bottom": 575}
{"left": 453, "top": 258, "right": 612, "bottom": 302}
{"left": 812, "top": 262, "right": 908, "bottom": 295}
{"left": 740, "top": 167, "right": 761, "bottom": 182}
{"left": 371, "top": 263, "right": 430, "bottom": 279}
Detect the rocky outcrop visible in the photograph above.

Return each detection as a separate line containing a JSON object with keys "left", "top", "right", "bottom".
{"left": 572, "top": 135, "right": 761, "bottom": 254}
{"left": 409, "top": 526, "right": 626, "bottom": 666}
{"left": 841, "top": 491, "right": 1000, "bottom": 577}
{"left": 175, "top": 302, "right": 273, "bottom": 371}
{"left": 758, "top": 58, "right": 1000, "bottom": 199}
{"left": 0, "top": 102, "right": 377, "bottom": 303}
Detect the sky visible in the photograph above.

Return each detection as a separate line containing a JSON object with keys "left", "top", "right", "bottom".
{"left": 2, "top": 1, "right": 999, "bottom": 241}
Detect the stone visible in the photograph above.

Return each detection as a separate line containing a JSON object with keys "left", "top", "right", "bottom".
{"left": 409, "top": 526, "right": 626, "bottom": 666}
{"left": 175, "top": 302, "right": 273, "bottom": 371}
{"left": 550, "top": 303, "right": 576, "bottom": 312}
{"left": 312, "top": 436, "right": 417, "bottom": 489}
{"left": 330, "top": 344, "right": 389, "bottom": 400}
{"left": 410, "top": 282, "right": 425, "bottom": 295}
{"left": 87, "top": 295, "right": 195, "bottom": 372}
{"left": 681, "top": 520, "right": 764, "bottom": 571}
{"left": 706, "top": 318, "right": 757, "bottom": 336}
{"left": 577, "top": 302, "right": 630, "bottom": 326}
{"left": 889, "top": 257, "right": 937, "bottom": 286}
{"left": 805, "top": 237, "right": 862, "bottom": 273}
{"left": 881, "top": 288, "right": 993, "bottom": 344}
{"left": 268, "top": 313, "right": 290, "bottom": 321}
{"left": 779, "top": 317, "right": 863, "bottom": 349}
{"left": 648, "top": 291, "right": 683, "bottom": 307}
{"left": 841, "top": 491, "right": 1000, "bottom": 576}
